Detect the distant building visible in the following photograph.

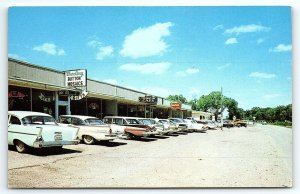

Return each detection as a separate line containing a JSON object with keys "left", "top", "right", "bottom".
{"left": 191, "top": 111, "right": 212, "bottom": 120}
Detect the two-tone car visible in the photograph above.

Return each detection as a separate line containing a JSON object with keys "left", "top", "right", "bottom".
{"left": 155, "top": 118, "right": 179, "bottom": 133}
{"left": 103, "top": 116, "right": 158, "bottom": 139}
{"left": 8, "top": 111, "right": 79, "bottom": 153}
{"left": 58, "top": 115, "right": 117, "bottom": 145}
{"left": 168, "top": 118, "right": 188, "bottom": 132}
{"left": 137, "top": 118, "right": 171, "bottom": 135}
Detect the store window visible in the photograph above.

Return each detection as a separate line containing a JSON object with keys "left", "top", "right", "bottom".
{"left": 118, "top": 104, "right": 127, "bottom": 116}
{"left": 32, "top": 89, "right": 55, "bottom": 116}
{"left": 8, "top": 86, "right": 31, "bottom": 111}
{"left": 70, "top": 98, "right": 87, "bottom": 116}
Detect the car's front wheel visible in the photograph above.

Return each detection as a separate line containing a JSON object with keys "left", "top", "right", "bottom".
{"left": 83, "top": 135, "right": 95, "bottom": 145}
{"left": 15, "top": 140, "right": 27, "bottom": 153}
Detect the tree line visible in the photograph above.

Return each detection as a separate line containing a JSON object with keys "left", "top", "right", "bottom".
{"left": 166, "top": 92, "right": 292, "bottom": 124}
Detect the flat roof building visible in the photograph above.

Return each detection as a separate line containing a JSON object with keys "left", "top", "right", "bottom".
{"left": 8, "top": 58, "right": 192, "bottom": 120}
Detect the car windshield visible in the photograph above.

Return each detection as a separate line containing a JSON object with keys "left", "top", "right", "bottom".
{"left": 22, "top": 116, "right": 57, "bottom": 125}
{"left": 85, "top": 118, "right": 105, "bottom": 126}
{"left": 159, "top": 120, "right": 168, "bottom": 124}
{"left": 126, "top": 119, "right": 140, "bottom": 124}
{"left": 170, "top": 119, "right": 181, "bottom": 123}
{"left": 139, "top": 119, "right": 155, "bottom": 125}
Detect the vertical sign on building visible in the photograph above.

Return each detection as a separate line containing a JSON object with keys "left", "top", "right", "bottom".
{"left": 65, "top": 69, "right": 87, "bottom": 87}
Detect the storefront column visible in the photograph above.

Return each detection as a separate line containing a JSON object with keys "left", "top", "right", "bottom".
{"left": 168, "top": 108, "right": 172, "bottom": 118}
{"left": 180, "top": 111, "right": 183, "bottom": 119}
{"left": 67, "top": 96, "right": 71, "bottom": 115}
{"left": 55, "top": 91, "right": 59, "bottom": 120}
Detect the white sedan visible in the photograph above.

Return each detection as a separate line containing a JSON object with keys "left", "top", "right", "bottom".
{"left": 183, "top": 119, "right": 207, "bottom": 132}
{"left": 58, "top": 115, "right": 118, "bottom": 144}
{"left": 8, "top": 111, "right": 79, "bottom": 153}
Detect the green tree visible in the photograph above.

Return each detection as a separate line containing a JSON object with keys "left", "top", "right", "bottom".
{"left": 167, "top": 94, "right": 187, "bottom": 103}
{"left": 196, "top": 91, "right": 238, "bottom": 121}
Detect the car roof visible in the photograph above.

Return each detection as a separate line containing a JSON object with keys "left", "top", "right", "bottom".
{"left": 103, "top": 116, "right": 140, "bottom": 119}
{"left": 8, "top": 111, "right": 51, "bottom": 118}
{"left": 60, "top": 115, "right": 98, "bottom": 120}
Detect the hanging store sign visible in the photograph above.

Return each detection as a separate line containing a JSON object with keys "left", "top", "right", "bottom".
{"left": 170, "top": 102, "right": 181, "bottom": 110}
{"left": 65, "top": 69, "right": 87, "bottom": 87}
{"left": 70, "top": 90, "right": 88, "bottom": 100}
{"left": 58, "top": 90, "right": 80, "bottom": 96}
{"left": 139, "top": 96, "right": 157, "bottom": 104}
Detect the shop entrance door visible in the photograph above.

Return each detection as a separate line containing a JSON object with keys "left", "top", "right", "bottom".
{"left": 59, "top": 105, "right": 67, "bottom": 116}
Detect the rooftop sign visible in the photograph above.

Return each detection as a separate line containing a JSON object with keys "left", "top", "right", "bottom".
{"left": 170, "top": 102, "right": 181, "bottom": 110}
{"left": 139, "top": 96, "right": 157, "bottom": 104}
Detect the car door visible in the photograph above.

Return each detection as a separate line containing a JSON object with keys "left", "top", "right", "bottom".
{"left": 8, "top": 115, "right": 38, "bottom": 147}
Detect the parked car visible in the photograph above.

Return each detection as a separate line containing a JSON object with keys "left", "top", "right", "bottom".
{"left": 103, "top": 116, "right": 158, "bottom": 139}
{"left": 195, "top": 120, "right": 209, "bottom": 129}
{"left": 168, "top": 118, "right": 188, "bottom": 132}
{"left": 58, "top": 115, "right": 117, "bottom": 145}
{"left": 223, "top": 120, "right": 234, "bottom": 128}
{"left": 214, "top": 121, "right": 223, "bottom": 128}
{"left": 137, "top": 118, "right": 171, "bottom": 135}
{"left": 205, "top": 120, "right": 218, "bottom": 130}
{"left": 8, "top": 111, "right": 79, "bottom": 153}
{"left": 233, "top": 119, "right": 247, "bottom": 127}
{"left": 183, "top": 119, "right": 206, "bottom": 132}
{"left": 155, "top": 119, "right": 178, "bottom": 133}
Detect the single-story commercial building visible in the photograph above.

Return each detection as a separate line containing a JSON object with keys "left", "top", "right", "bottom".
{"left": 8, "top": 58, "right": 192, "bottom": 120}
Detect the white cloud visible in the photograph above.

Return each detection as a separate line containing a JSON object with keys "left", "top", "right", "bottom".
{"left": 87, "top": 40, "right": 102, "bottom": 48}
{"left": 103, "top": 79, "right": 118, "bottom": 85}
{"left": 257, "top": 38, "right": 265, "bottom": 44}
{"left": 120, "top": 22, "right": 173, "bottom": 58}
{"left": 269, "top": 44, "right": 292, "bottom": 52}
{"left": 225, "top": 24, "right": 271, "bottom": 35}
{"left": 33, "top": 43, "right": 66, "bottom": 56}
{"left": 96, "top": 46, "right": 114, "bottom": 60}
{"left": 249, "top": 72, "right": 276, "bottom": 79}
{"left": 140, "top": 86, "right": 177, "bottom": 98}
{"left": 87, "top": 38, "right": 114, "bottom": 60}
{"left": 217, "top": 63, "right": 231, "bottom": 70}
{"left": 213, "top": 24, "right": 224, "bottom": 30}
{"left": 8, "top": 53, "right": 25, "bottom": 60}
{"left": 119, "top": 62, "right": 171, "bottom": 75}
{"left": 175, "top": 67, "right": 200, "bottom": 77}
{"left": 263, "top": 94, "right": 281, "bottom": 99}
{"left": 225, "top": 38, "right": 238, "bottom": 45}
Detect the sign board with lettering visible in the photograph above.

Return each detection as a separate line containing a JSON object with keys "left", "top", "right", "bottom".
{"left": 65, "top": 69, "right": 87, "bottom": 87}
{"left": 170, "top": 102, "right": 181, "bottom": 110}
{"left": 139, "top": 96, "right": 157, "bottom": 104}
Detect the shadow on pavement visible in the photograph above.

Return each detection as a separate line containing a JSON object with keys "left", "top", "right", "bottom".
{"left": 152, "top": 136, "right": 170, "bottom": 139}
{"left": 96, "top": 141, "right": 127, "bottom": 147}
{"left": 22, "top": 147, "right": 82, "bottom": 156}
{"left": 165, "top": 133, "right": 179, "bottom": 137}
{"left": 129, "top": 137, "right": 158, "bottom": 142}
{"left": 176, "top": 132, "right": 188, "bottom": 135}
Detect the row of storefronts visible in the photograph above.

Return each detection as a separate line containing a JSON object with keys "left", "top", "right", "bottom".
{"left": 8, "top": 58, "right": 192, "bottom": 120}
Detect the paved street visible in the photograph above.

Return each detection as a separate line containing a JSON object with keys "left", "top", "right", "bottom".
{"left": 8, "top": 124, "right": 292, "bottom": 188}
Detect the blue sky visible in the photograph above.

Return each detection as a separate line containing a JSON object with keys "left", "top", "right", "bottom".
{"left": 8, "top": 6, "right": 292, "bottom": 109}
